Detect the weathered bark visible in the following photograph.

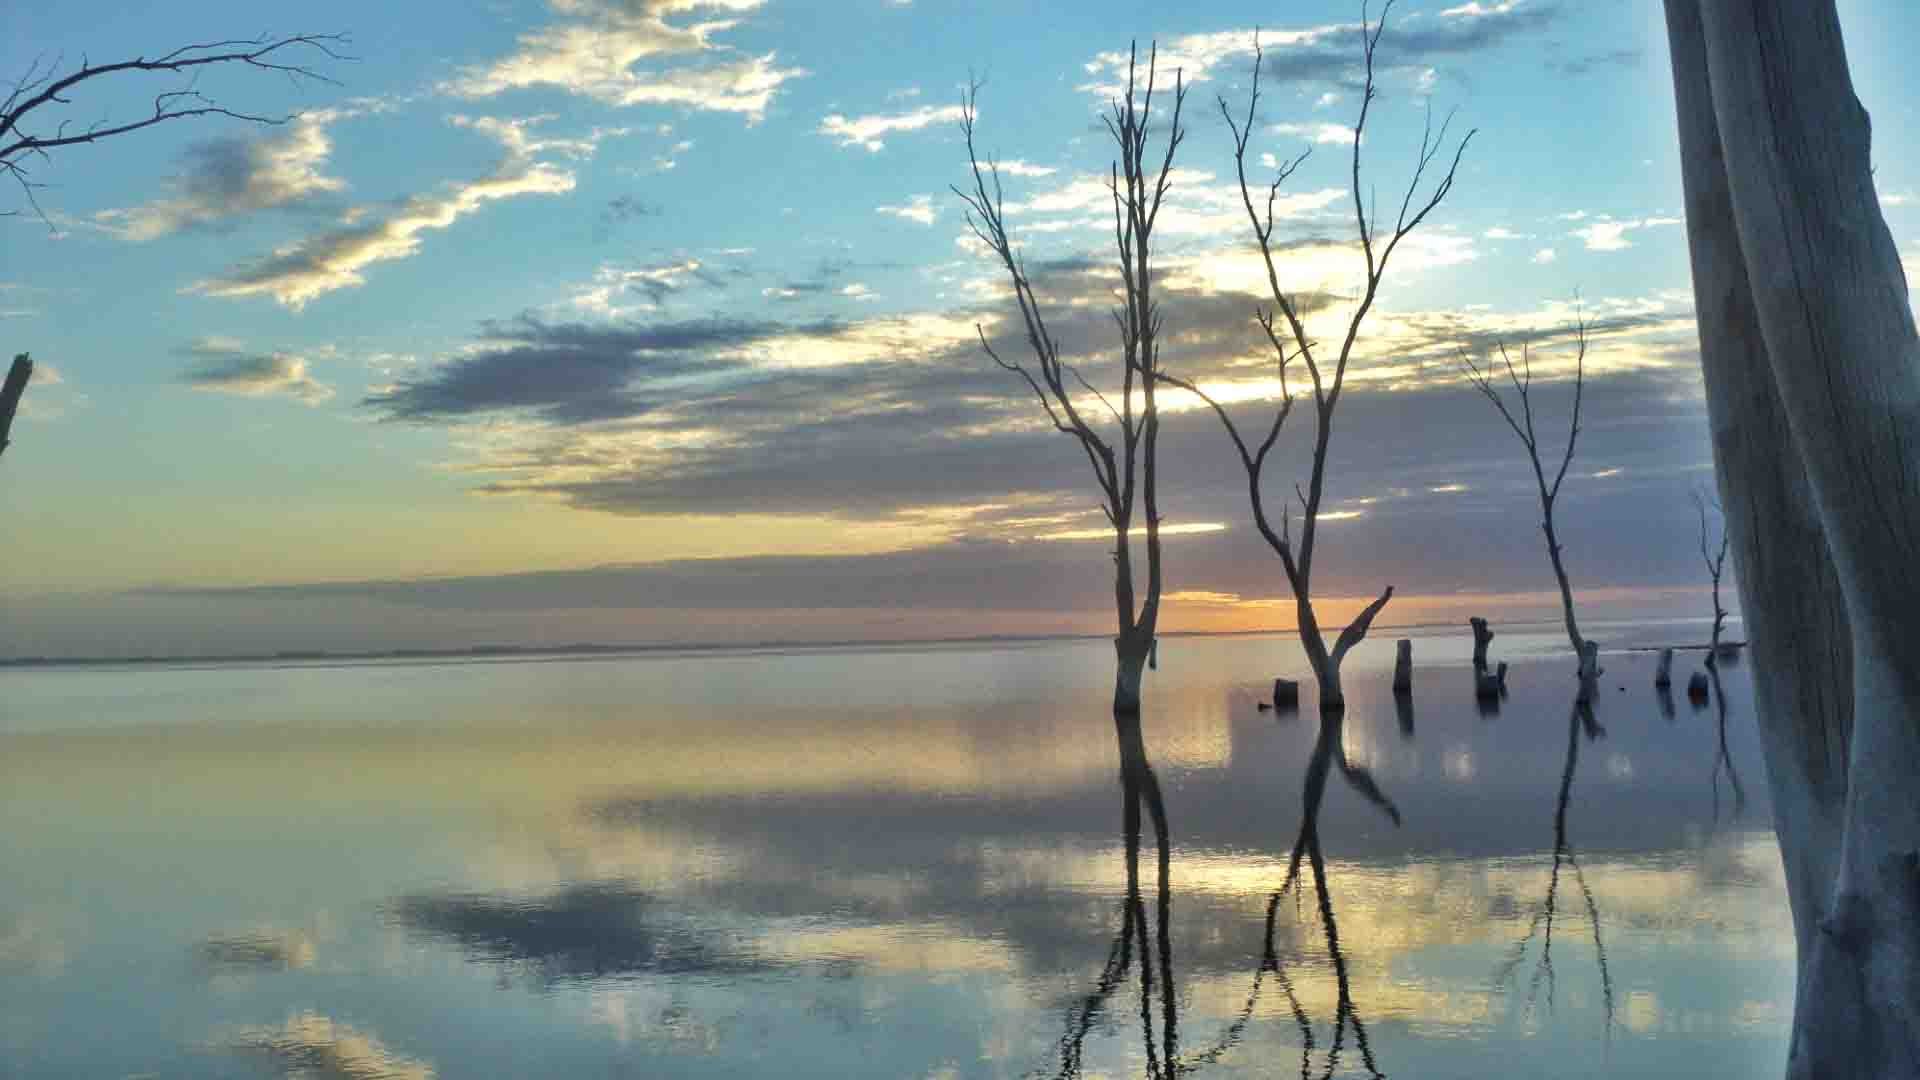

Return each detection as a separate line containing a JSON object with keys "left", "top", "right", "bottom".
{"left": 1392, "top": 639, "right": 1412, "bottom": 694}
{"left": 1470, "top": 617, "right": 1494, "bottom": 671}
{"left": 0, "top": 353, "right": 29, "bottom": 461}
{"left": 1665, "top": 0, "right": 1853, "bottom": 964}
{"left": 1666, "top": 2, "right": 1920, "bottom": 1075}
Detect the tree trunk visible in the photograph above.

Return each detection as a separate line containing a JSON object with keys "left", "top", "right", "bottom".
{"left": 1114, "top": 630, "right": 1153, "bottom": 715}
{"left": 0, "top": 354, "right": 30, "bottom": 461}
{"left": 1469, "top": 617, "right": 1494, "bottom": 671}
{"left": 1666, "top": 2, "right": 1919, "bottom": 1075}
{"left": 1392, "top": 639, "right": 1413, "bottom": 694}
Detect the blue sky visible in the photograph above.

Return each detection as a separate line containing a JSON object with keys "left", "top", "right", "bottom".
{"left": 3, "top": 0, "right": 1917, "bottom": 656}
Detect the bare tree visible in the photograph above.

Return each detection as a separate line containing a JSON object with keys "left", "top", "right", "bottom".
{"left": 953, "top": 47, "right": 1186, "bottom": 714}
{"left": 1457, "top": 321, "right": 1602, "bottom": 701}
{"left": 2, "top": 33, "right": 348, "bottom": 223}
{"left": 1666, "top": 1, "right": 1919, "bottom": 1075}
{"left": 1692, "top": 487, "right": 1731, "bottom": 664}
{"left": 1158, "top": 5, "right": 1471, "bottom": 710}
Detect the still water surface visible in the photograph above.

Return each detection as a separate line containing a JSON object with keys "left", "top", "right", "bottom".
{"left": 0, "top": 621, "right": 1792, "bottom": 1077}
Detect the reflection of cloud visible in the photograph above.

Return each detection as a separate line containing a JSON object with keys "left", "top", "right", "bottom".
{"left": 388, "top": 883, "right": 767, "bottom": 982}
{"left": 196, "top": 928, "right": 315, "bottom": 972}
{"left": 228, "top": 1012, "right": 433, "bottom": 1080}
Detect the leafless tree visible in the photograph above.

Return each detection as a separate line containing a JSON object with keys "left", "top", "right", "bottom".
{"left": 1, "top": 33, "right": 349, "bottom": 224}
{"left": 1692, "top": 487, "right": 1731, "bottom": 664}
{"left": 1157, "top": 4, "right": 1471, "bottom": 710}
{"left": 1666, "top": 2, "right": 1919, "bottom": 1073}
{"left": 954, "top": 47, "right": 1186, "bottom": 713}
{"left": 1457, "top": 320, "right": 1602, "bottom": 701}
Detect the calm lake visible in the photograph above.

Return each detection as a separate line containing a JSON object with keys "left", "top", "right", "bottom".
{"left": 0, "top": 619, "right": 1792, "bottom": 1078}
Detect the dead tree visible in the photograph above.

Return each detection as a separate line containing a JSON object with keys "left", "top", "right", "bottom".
{"left": 0, "top": 354, "right": 29, "bottom": 461}
{"left": 1457, "top": 320, "right": 1602, "bottom": 702}
{"left": 2, "top": 33, "right": 348, "bottom": 223}
{"left": 1666, "top": 2, "right": 1919, "bottom": 1075}
{"left": 1692, "top": 488, "right": 1732, "bottom": 665}
{"left": 1158, "top": 5, "right": 1471, "bottom": 710}
{"left": 954, "top": 47, "right": 1186, "bottom": 713}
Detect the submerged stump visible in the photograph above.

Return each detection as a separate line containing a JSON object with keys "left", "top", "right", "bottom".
{"left": 1272, "top": 678, "right": 1300, "bottom": 710}
{"left": 1393, "top": 639, "right": 1413, "bottom": 693}
{"left": 1470, "top": 617, "right": 1495, "bottom": 670}
{"left": 1655, "top": 647, "right": 1675, "bottom": 687}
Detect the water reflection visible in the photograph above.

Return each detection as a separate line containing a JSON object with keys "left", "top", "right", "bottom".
{"left": 227, "top": 1012, "right": 433, "bottom": 1080}
{"left": 1709, "top": 667, "right": 1747, "bottom": 822}
{"left": 388, "top": 883, "right": 769, "bottom": 984}
{"left": 1497, "top": 697, "right": 1615, "bottom": 1032}
{"left": 1058, "top": 709, "right": 1401, "bottom": 1078}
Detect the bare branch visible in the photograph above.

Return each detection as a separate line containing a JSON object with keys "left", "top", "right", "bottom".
{"left": 1, "top": 33, "right": 350, "bottom": 222}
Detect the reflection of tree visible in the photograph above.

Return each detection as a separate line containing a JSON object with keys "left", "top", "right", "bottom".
{"left": 1708, "top": 667, "right": 1747, "bottom": 822}
{"left": 1496, "top": 698, "right": 1615, "bottom": 1033}
{"left": 1054, "top": 710, "right": 1398, "bottom": 1077}
{"left": 1056, "top": 709, "right": 1175, "bottom": 1077}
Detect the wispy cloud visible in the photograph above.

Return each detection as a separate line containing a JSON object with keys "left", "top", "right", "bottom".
{"left": 191, "top": 116, "right": 599, "bottom": 309}
{"left": 443, "top": 0, "right": 804, "bottom": 120}
{"left": 877, "top": 194, "right": 938, "bottom": 225}
{"left": 93, "top": 110, "right": 349, "bottom": 240}
{"left": 177, "top": 337, "right": 334, "bottom": 404}
{"left": 818, "top": 104, "right": 965, "bottom": 151}
{"left": 1571, "top": 215, "right": 1682, "bottom": 252}
{"left": 1269, "top": 121, "right": 1357, "bottom": 145}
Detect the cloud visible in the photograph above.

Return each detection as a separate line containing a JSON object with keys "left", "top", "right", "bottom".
{"left": 1079, "top": 1, "right": 1562, "bottom": 99}
{"left": 178, "top": 337, "right": 333, "bottom": 404}
{"left": 1483, "top": 227, "right": 1527, "bottom": 240}
{"left": 569, "top": 256, "right": 742, "bottom": 314}
{"left": 877, "top": 194, "right": 938, "bottom": 225}
{"left": 444, "top": 0, "right": 804, "bottom": 120}
{"left": 1532, "top": 247, "right": 1557, "bottom": 264}
{"left": 1270, "top": 122, "right": 1357, "bottom": 145}
{"left": 1571, "top": 215, "right": 1683, "bottom": 252}
{"left": 362, "top": 313, "right": 799, "bottom": 423}
{"left": 818, "top": 104, "right": 966, "bottom": 151}
{"left": 191, "top": 116, "right": 593, "bottom": 309}
{"left": 94, "top": 111, "right": 347, "bottom": 240}
{"left": 1546, "top": 47, "right": 1643, "bottom": 77}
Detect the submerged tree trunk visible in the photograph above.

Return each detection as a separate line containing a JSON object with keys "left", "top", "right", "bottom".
{"left": 1665, "top": 2, "right": 1918, "bottom": 1075}
{"left": 1114, "top": 630, "right": 1154, "bottom": 714}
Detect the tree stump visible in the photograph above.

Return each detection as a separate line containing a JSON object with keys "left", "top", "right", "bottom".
{"left": 1687, "top": 671, "right": 1710, "bottom": 704}
{"left": 1655, "top": 647, "right": 1675, "bottom": 687}
{"left": 1470, "top": 617, "right": 1494, "bottom": 670}
{"left": 1392, "top": 639, "right": 1413, "bottom": 693}
{"left": 1272, "top": 678, "right": 1299, "bottom": 710}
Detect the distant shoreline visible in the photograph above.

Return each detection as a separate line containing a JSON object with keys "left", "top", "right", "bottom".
{"left": 0, "top": 614, "right": 1740, "bottom": 671}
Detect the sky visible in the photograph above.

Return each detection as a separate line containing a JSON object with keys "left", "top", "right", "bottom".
{"left": 3, "top": 0, "right": 1918, "bottom": 658}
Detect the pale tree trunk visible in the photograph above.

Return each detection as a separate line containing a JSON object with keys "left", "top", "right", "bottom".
{"left": 1666, "top": 2, "right": 1919, "bottom": 1075}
